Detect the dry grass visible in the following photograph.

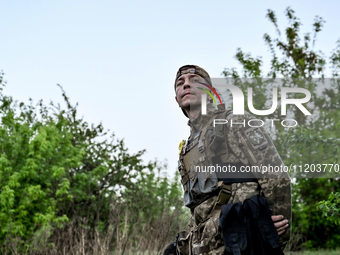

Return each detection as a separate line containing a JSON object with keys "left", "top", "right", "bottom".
{"left": 286, "top": 250, "right": 340, "bottom": 255}
{"left": 1, "top": 198, "right": 187, "bottom": 255}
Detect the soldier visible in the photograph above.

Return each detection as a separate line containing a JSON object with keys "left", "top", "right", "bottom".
{"left": 168, "top": 65, "right": 291, "bottom": 255}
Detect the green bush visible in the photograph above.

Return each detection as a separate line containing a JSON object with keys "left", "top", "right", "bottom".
{"left": 0, "top": 73, "right": 186, "bottom": 254}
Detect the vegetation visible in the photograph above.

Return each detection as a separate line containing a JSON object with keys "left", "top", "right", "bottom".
{"left": 0, "top": 73, "right": 188, "bottom": 254}
{"left": 222, "top": 7, "right": 340, "bottom": 251}
{"left": 287, "top": 250, "right": 340, "bottom": 255}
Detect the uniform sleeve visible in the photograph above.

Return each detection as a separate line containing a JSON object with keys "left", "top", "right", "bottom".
{"left": 225, "top": 113, "right": 291, "bottom": 249}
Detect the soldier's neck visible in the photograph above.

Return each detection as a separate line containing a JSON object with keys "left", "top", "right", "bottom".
{"left": 186, "top": 103, "right": 216, "bottom": 121}
{"left": 186, "top": 108, "right": 201, "bottom": 120}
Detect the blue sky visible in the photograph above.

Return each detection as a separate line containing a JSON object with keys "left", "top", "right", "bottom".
{"left": 1, "top": 0, "right": 339, "bottom": 177}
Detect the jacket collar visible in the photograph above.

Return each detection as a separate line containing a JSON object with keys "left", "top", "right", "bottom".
{"left": 188, "top": 104, "right": 224, "bottom": 133}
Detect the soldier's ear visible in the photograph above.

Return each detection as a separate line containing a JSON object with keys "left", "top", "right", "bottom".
{"left": 175, "top": 96, "right": 179, "bottom": 104}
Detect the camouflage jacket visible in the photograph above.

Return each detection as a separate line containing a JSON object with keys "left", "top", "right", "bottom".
{"left": 178, "top": 105, "right": 291, "bottom": 250}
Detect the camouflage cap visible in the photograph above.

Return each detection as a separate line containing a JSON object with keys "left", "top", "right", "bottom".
{"left": 174, "top": 65, "right": 212, "bottom": 89}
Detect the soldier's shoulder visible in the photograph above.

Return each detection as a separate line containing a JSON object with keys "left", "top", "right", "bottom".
{"left": 222, "top": 110, "right": 262, "bottom": 132}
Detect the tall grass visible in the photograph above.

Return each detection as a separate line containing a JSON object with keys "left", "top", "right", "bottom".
{"left": 1, "top": 198, "right": 188, "bottom": 255}
{"left": 286, "top": 250, "right": 340, "bottom": 255}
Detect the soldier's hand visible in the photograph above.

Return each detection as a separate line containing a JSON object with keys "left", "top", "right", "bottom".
{"left": 271, "top": 215, "right": 289, "bottom": 236}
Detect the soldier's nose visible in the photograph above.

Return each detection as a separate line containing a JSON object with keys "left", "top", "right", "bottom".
{"left": 183, "top": 83, "right": 190, "bottom": 89}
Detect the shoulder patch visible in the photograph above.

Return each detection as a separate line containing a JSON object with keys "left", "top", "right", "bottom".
{"left": 244, "top": 127, "right": 268, "bottom": 150}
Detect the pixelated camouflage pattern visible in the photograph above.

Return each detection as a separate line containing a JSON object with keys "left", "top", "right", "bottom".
{"left": 177, "top": 106, "right": 291, "bottom": 254}
{"left": 224, "top": 112, "right": 291, "bottom": 248}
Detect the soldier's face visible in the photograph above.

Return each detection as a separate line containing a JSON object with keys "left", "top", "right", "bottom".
{"left": 175, "top": 73, "right": 208, "bottom": 109}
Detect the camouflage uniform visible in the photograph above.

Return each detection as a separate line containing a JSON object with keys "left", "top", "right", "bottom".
{"left": 174, "top": 66, "right": 291, "bottom": 255}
